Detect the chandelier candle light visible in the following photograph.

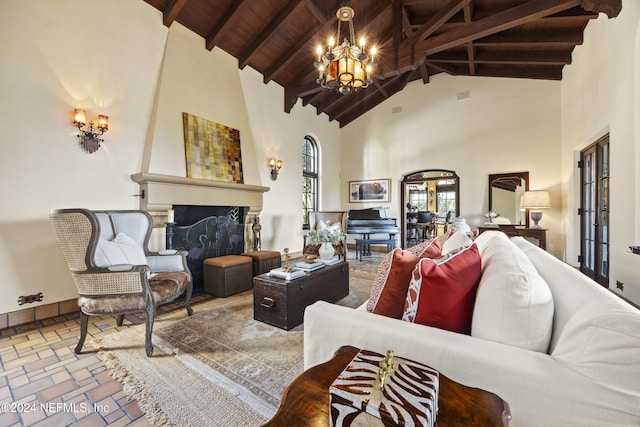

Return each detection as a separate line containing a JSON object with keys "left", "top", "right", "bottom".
{"left": 315, "top": 4, "right": 376, "bottom": 95}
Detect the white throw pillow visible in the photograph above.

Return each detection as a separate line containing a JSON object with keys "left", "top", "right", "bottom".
{"left": 441, "top": 229, "right": 474, "bottom": 255}
{"left": 472, "top": 232, "right": 554, "bottom": 353}
{"left": 94, "top": 232, "right": 147, "bottom": 267}
{"left": 316, "top": 220, "right": 342, "bottom": 232}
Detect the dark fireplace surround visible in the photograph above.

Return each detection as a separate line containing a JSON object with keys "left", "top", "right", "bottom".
{"left": 130, "top": 172, "right": 270, "bottom": 293}
{"left": 167, "top": 205, "right": 249, "bottom": 293}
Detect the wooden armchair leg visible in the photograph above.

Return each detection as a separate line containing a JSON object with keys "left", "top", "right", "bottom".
{"left": 144, "top": 305, "right": 155, "bottom": 357}
{"left": 185, "top": 283, "right": 193, "bottom": 316}
{"left": 75, "top": 312, "right": 88, "bottom": 354}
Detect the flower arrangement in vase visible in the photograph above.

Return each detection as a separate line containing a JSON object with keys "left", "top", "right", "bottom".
{"left": 308, "top": 223, "right": 345, "bottom": 260}
{"left": 308, "top": 227, "right": 345, "bottom": 245}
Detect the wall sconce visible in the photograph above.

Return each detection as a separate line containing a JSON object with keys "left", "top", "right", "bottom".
{"left": 73, "top": 109, "right": 109, "bottom": 153}
{"left": 268, "top": 158, "right": 283, "bottom": 181}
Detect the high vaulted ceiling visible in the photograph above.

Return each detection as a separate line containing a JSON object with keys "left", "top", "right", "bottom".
{"left": 142, "top": 0, "right": 621, "bottom": 127}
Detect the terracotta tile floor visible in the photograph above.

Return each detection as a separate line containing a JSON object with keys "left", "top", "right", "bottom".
{"left": 0, "top": 294, "right": 211, "bottom": 427}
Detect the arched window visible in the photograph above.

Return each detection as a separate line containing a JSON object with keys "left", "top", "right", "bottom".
{"left": 302, "top": 136, "right": 318, "bottom": 229}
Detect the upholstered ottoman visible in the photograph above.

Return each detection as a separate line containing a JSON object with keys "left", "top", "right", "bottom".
{"left": 203, "top": 255, "right": 253, "bottom": 297}
{"left": 240, "top": 250, "right": 281, "bottom": 276}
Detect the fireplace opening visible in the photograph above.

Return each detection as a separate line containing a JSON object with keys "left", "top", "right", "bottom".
{"left": 167, "top": 205, "right": 249, "bottom": 293}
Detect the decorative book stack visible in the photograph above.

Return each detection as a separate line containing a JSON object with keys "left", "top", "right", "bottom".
{"left": 329, "top": 349, "right": 439, "bottom": 427}
{"left": 320, "top": 256, "right": 341, "bottom": 265}
{"left": 268, "top": 267, "right": 306, "bottom": 281}
{"left": 295, "top": 260, "right": 325, "bottom": 271}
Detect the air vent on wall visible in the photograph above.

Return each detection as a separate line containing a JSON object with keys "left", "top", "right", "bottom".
{"left": 456, "top": 90, "right": 470, "bottom": 100}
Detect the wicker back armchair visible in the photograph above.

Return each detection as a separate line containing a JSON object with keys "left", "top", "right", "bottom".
{"left": 50, "top": 208, "right": 193, "bottom": 356}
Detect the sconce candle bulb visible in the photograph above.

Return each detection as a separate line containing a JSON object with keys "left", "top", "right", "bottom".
{"left": 72, "top": 109, "right": 109, "bottom": 154}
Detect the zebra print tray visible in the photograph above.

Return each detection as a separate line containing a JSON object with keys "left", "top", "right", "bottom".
{"left": 329, "top": 349, "right": 439, "bottom": 427}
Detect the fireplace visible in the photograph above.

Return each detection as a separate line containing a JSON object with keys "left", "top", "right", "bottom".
{"left": 130, "top": 172, "right": 270, "bottom": 292}
{"left": 167, "top": 205, "right": 249, "bottom": 293}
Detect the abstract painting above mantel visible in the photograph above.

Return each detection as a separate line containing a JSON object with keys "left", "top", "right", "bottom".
{"left": 182, "top": 112, "right": 243, "bottom": 183}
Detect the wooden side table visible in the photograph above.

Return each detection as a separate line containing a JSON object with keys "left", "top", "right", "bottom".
{"left": 479, "top": 225, "right": 547, "bottom": 250}
{"left": 264, "top": 345, "right": 510, "bottom": 426}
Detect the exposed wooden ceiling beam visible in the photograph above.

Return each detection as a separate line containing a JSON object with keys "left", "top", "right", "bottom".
{"left": 401, "top": 6, "right": 415, "bottom": 39}
{"left": 284, "top": 82, "right": 323, "bottom": 113}
{"left": 419, "top": 0, "right": 582, "bottom": 54}
{"left": 205, "top": 0, "right": 245, "bottom": 51}
{"left": 162, "top": 0, "right": 188, "bottom": 27}
{"left": 304, "top": 0, "right": 329, "bottom": 23}
{"left": 429, "top": 50, "right": 573, "bottom": 65}
{"left": 426, "top": 60, "right": 563, "bottom": 80}
{"left": 323, "top": 73, "right": 407, "bottom": 119}
{"left": 337, "top": 73, "right": 415, "bottom": 127}
{"left": 463, "top": 3, "right": 476, "bottom": 75}
{"left": 238, "top": 0, "right": 306, "bottom": 69}
{"left": 580, "top": 0, "right": 622, "bottom": 17}
{"left": 379, "top": 0, "right": 582, "bottom": 78}
{"left": 418, "top": 61, "right": 429, "bottom": 84}
{"left": 405, "top": 0, "right": 472, "bottom": 46}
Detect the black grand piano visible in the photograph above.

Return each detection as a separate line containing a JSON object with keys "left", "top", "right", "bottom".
{"left": 347, "top": 209, "right": 400, "bottom": 260}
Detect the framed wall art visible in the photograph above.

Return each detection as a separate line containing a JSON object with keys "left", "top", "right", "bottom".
{"left": 349, "top": 179, "right": 391, "bottom": 203}
{"left": 182, "top": 112, "right": 243, "bottom": 183}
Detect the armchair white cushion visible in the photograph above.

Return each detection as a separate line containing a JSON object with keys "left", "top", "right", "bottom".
{"left": 94, "top": 232, "right": 147, "bottom": 267}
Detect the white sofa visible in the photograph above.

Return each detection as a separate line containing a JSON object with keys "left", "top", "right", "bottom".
{"left": 304, "top": 233, "right": 640, "bottom": 427}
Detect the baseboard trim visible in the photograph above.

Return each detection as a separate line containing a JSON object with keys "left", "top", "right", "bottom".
{"left": 0, "top": 299, "right": 79, "bottom": 330}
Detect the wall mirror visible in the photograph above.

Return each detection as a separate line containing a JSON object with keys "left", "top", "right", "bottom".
{"left": 488, "top": 172, "right": 529, "bottom": 226}
{"left": 400, "top": 169, "right": 460, "bottom": 248}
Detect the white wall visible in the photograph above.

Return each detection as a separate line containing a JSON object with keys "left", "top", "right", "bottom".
{"left": 0, "top": 0, "right": 167, "bottom": 314}
{"left": 341, "top": 74, "right": 563, "bottom": 255}
{"left": 0, "top": 0, "right": 340, "bottom": 314}
{"left": 561, "top": 0, "right": 640, "bottom": 302}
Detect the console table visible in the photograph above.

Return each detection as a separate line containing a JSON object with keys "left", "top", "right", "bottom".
{"left": 478, "top": 225, "right": 547, "bottom": 250}
{"left": 264, "top": 345, "right": 510, "bottom": 426}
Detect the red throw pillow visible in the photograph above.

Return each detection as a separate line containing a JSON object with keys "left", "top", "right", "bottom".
{"left": 367, "top": 238, "right": 443, "bottom": 319}
{"left": 402, "top": 244, "right": 481, "bottom": 334}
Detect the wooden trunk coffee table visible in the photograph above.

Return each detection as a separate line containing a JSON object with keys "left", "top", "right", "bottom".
{"left": 253, "top": 261, "right": 349, "bottom": 330}
{"left": 264, "top": 345, "right": 511, "bottom": 426}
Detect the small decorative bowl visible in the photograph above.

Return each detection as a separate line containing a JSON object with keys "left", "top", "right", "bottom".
{"left": 302, "top": 254, "right": 317, "bottom": 263}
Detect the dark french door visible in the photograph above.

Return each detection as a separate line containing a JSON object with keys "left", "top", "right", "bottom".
{"left": 579, "top": 135, "right": 609, "bottom": 287}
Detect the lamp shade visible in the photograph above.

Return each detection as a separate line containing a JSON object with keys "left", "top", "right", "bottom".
{"left": 520, "top": 191, "right": 550, "bottom": 209}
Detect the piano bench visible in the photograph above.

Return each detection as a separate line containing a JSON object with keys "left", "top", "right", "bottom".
{"left": 354, "top": 238, "right": 396, "bottom": 261}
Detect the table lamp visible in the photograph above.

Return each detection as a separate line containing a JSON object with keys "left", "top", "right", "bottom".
{"left": 521, "top": 191, "right": 550, "bottom": 229}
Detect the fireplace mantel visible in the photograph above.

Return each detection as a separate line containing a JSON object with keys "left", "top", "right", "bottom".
{"left": 130, "top": 172, "right": 269, "bottom": 218}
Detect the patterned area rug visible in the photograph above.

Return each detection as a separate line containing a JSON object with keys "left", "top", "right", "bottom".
{"left": 95, "top": 254, "right": 383, "bottom": 426}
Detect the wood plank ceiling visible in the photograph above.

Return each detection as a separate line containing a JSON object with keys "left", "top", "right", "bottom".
{"left": 142, "top": 0, "right": 621, "bottom": 127}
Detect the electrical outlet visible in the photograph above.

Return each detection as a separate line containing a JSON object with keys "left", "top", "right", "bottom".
{"left": 616, "top": 280, "right": 624, "bottom": 291}
{"left": 18, "top": 292, "right": 43, "bottom": 305}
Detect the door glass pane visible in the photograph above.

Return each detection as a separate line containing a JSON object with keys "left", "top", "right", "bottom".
{"left": 600, "top": 177, "right": 608, "bottom": 211}
{"left": 601, "top": 144, "right": 609, "bottom": 177}
{"left": 599, "top": 243, "right": 608, "bottom": 277}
